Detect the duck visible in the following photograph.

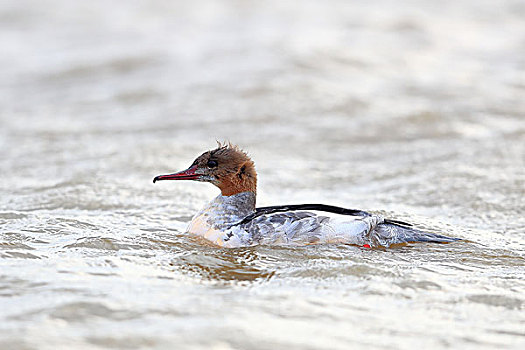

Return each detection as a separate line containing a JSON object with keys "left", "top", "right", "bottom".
{"left": 153, "top": 143, "right": 459, "bottom": 248}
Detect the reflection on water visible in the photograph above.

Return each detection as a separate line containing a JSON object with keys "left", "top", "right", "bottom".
{"left": 177, "top": 246, "right": 276, "bottom": 283}
{"left": 1, "top": 0, "right": 525, "bottom": 349}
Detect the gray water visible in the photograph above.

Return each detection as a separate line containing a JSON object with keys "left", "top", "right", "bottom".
{"left": 1, "top": 0, "right": 525, "bottom": 349}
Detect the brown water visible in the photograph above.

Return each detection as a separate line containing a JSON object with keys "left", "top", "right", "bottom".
{"left": 1, "top": 0, "right": 524, "bottom": 349}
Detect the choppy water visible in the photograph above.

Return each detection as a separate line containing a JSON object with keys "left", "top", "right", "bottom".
{"left": 1, "top": 0, "right": 525, "bottom": 349}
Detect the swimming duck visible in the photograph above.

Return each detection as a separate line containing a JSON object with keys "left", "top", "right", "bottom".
{"left": 153, "top": 143, "right": 458, "bottom": 248}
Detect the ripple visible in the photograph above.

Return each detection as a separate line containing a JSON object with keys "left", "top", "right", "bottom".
{"left": 0, "top": 251, "right": 41, "bottom": 259}
{"left": 467, "top": 294, "right": 524, "bottom": 310}
{"left": 0, "top": 276, "right": 47, "bottom": 297}
{"left": 0, "top": 242, "right": 35, "bottom": 250}
{"left": 63, "top": 237, "right": 143, "bottom": 251}
{"left": 0, "top": 211, "right": 28, "bottom": 220}
{"left": 10, "top": 302, "right": 142, "bottom": 323}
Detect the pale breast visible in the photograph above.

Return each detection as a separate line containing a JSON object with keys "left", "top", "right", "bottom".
{"left": 186, "top": 214, "right": 228, "bottom": 246}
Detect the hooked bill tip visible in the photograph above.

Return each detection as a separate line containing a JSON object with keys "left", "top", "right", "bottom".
{"left": 153, "top": 176, "right": 158, "bottom": 183}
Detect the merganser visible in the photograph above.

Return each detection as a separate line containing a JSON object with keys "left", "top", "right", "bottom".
{"left": 153, "top": 143, "right": 459, "bottom": 248}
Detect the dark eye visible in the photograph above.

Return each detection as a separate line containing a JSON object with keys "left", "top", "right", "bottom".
{"left": 207, "top": 159, "right": 218, "bottom": 168}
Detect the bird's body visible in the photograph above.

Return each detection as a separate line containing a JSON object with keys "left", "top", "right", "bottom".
{"left": 153, "top": 143, "right": 459, "bottom": 248}
{"left": 185, "top": 192, "right": 456, "bottom": 248}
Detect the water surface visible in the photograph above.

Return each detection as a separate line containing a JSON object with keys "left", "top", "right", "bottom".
{"left": 1, "top": 0, "right": 524, "bottom": 349}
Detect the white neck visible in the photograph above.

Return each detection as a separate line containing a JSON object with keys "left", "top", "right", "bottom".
{"left": 194, "top": 192, "right": 256, "bottom": 229}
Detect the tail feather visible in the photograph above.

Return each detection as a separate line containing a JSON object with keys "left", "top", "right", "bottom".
{"left": 371, "top": 222, "right": 460, "bottom": 247}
